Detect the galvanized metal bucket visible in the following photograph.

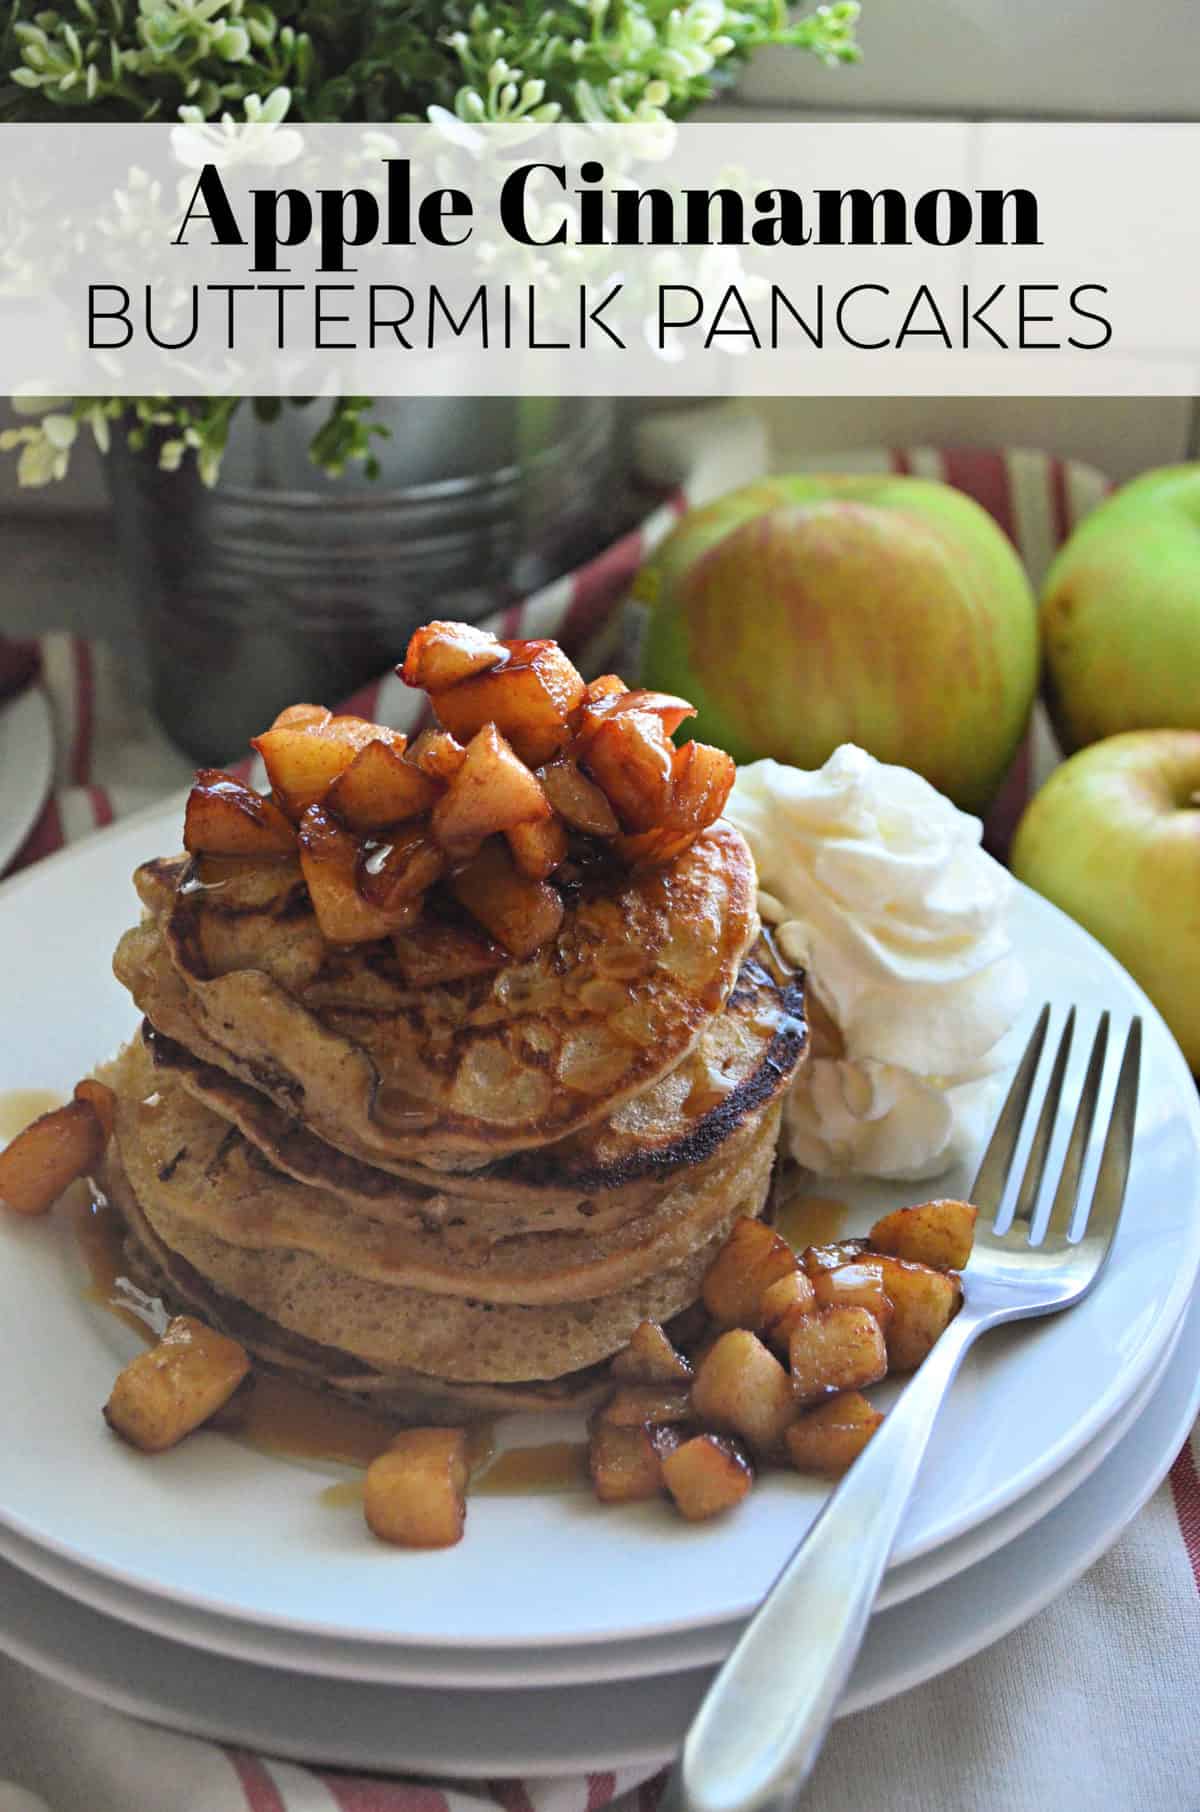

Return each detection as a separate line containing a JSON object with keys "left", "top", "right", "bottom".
{"left": 107, "top": 397, "right": 627, "bottom": 763}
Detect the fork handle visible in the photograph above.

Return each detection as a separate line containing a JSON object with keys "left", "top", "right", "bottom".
{"left": 666, "top": 1308, "right": 981, "bottom": 1812}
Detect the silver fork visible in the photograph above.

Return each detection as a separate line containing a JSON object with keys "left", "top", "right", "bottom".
{"left": 660, "top": 1002, "right": 1142, "bottom": 1812}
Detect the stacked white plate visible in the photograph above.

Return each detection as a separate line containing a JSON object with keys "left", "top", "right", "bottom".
{"left": 1, "top": 803, "right": 1198, "bottom": 1778}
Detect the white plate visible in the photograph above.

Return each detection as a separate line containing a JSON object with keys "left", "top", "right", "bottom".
{"left": 1, "top": 806, "right": 1199, "bottom": 1651}
{"left": 0, "top": 686, "right": 52, "bottom": 875}
{"left": 0, "top": 1293, "right": 1182, "bottom": 1691}
{"left": 1, "top": 1281, "right": 1196, "bottom": 1778}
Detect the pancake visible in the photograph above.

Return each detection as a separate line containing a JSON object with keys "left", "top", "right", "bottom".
{"left": 144, "top": 954, "right": 807, "bottom": 1221}
{"left": 115, "top": 824, "right": 759, "bottom": 1164}
{"left": 110, "top": 1172, "right": 615, "bottom": 1423}
{"left": 104, "top": 1107, "right": 779, "bottom": 1381}
{"left": 106, "top": 735, "right": 799, "bottom": 1416}
{"left": 109, "top": 1035, "right": 781, "bottom": 1306}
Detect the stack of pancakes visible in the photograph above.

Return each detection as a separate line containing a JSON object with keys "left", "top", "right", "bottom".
{"left": 105, "top": 822, "right": 807, "bottom": 1421}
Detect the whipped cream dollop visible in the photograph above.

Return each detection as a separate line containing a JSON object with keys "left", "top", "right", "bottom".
{"left": 727, "top": 745, "right": 1026, "bottom": 1182}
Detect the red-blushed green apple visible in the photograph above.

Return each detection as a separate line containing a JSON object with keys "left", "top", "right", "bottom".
{"left": 1010, "top": 729, "right": 1200, "bottom": 1071}
{"left": 633, "top": 475, "right": 1038, "bottom": 815}
{"left": 1041, "top": 464, "right": 1200, "bottom": 753}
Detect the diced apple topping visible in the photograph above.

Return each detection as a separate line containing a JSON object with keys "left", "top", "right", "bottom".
{"left": 538, "top": 760, "right": 620, "bottom": 837}
{"left": 357, "top": 826, "right": 445, "bottom": 910}
{"left": 450, "top": 838, "right": 564, "bottom": 959}
{"left": 759, "top": 1270, "right": 818, "bottom": 1353}
{"left": 364, "top": 1428, "right": 469, "bottom": 1548}
{"left": 867, "top": 1199, "right": 978, "bottom": 1273}
{"left": 661, "top": 1434, "right": 754, "bottom": 1521}
{"left": 581, "top": 711, "right": 676, "bottom": 831}
{"left": 789, "top": 1307, "right": 889, "bottom": 1405}
{"left": 324, "top": 739, "right": 439, "bottom": 831}
{"left": 786, "top": 1392, "right": 884, "bottom": 1477}
{"left": 662, "top": 742, "right": 737, "bottom": 833}
{"left": 0, "top": 1095, "right": 110, "bottom": 1216}
{"left": 588, "top": 1418, "right": 678, "bottom": 1504}
{"left": 701, "top": 1217, "right": 800, "bottom": 1331}
{"left": 298, "top": 806, "right": 421, "bottom": 943}
{"left": 574, "top": 1194, "right": 970, "bottom": 1528}
{"left": 104, "top": 1316, "right": 251, "bottom": 1454}
{"left": 431, "top": 724, "right": 552, "bottom": 854}
{"left": 610, "top": 1319, "right": 693, "bottom": 1385}
{"left": 252, "top": 713, "right": 406, "bottom": 821}
{"left": 691, "top": 1330, "right": 796, "bottom": 1454}
{"left": 574, "top": 686, "right": 697, "bottom": 747}
{"left": 184, "top": 770, "right": 297, "bottom": 858}
{"left": 400, "top": 620, "right": 510, "bottom": 692}
{"left": 811, "top": 1260, "right": 895, "bottom": 1331}
{"left": 506, "top": 813, "right": 569, "bottom": 881}
{"left": 180, "top": 620, "right": 739, "bottom": 963}
{"left": 408, "top": 727, "right": 468, "bottom": 781}
{"left": 426, "top": 638, "right": 586, "bottom": 768}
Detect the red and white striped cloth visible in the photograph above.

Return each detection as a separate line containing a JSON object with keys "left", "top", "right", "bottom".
{"left": 1, "top": 444, "right": 1197, "bottom": 1812}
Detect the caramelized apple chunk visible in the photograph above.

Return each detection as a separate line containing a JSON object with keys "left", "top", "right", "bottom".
{"left": 759, "top": 1270, "right": 818, "bottom": 1354}
{"left": 691, "top": 1329, "right": 797, "bottom": 1454}
{"left": 184, "top": 770, "right": 298, "bottom": 858}
{"left": 589, "top": 1417, "right": 678, "bottom": 1504}
{"left": 73, "top": 1077, "right": 116, "bottom": 1143}
{"left": 580, "top": 710, "right": 676, "bottom": 832}
{"left": 812, "top": 1261, "right": 895, "bottom": 1331}
{"left": 389, "top": 917, "right": 506, "bottom": 987}
{"left": 103, "top": 1316, "right": 251, "bottom": 1453}
{"left": 298, "top": 805, "right": 422, "bottom": 943}
{"left": 582, "top": 674, "right": 628, "bottom": 707}
{"left": 868, "top": 1200, "right": 978, "bottom": 1273}
{"left": 357, "top": 826, "right": 445, "bottom": 909}
{"left": 610, "top": 1319, "right": 693, "bottom": 1385}
{"left": 431, "top": 724, "right": 552, "bottom": 854}
{"left": 364, "top": 1427, "right": 469, "bottom": 1549}
{"left": 788, "top": 1307, "right": 888, "bottom": 1406}
{"left": 870, "top": 1256, "right": 962, "bottom": 1372}
{"left": 253, "top": 714, "right": 406, "bottom": 821}
{"left": 506, "top": 813, "right": 569, "bottom": 881}
{"left": 662, "top": 741, "right": 736, "bottom": 832}
{"left": 0, "top": 1097, "right": 108, "bottom": 1216}
{"left": 701, "top": 1217, "right": 800, "bottom": 1331}
{"left": 400, "top": 621, "right": 508, "bottom": 692}
{"left": 426, "top": 639, "right": 586, "bottom": 768}
{"left": 538, "top": 760, "right": 620, "bottom": 837}
{"left": 801, "top": 1239, "right": 869, "bottom": 1277}
{"left": 324, "top": 738, "right": 440, "bottom": 831}
{"left": 786, "top": 1391, "right": 884, "bottom": 1477}
{"left": 408, "top": 727, "right": 468, "bottom": 781}
{"left": 449, "top": 838, "right": 564, "bottom": 958}
{"left": 270, "top": 703, "right": 329, "bottom": 729}
{"left": 661, "top": 1434, "right": 754, "bottom": 1521}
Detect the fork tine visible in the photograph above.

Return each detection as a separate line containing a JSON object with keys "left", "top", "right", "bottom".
{"left": 1042, "top": 1011, "right": 1110, "bottom": 1242}
{"left": 1077, "top": 1017, "right": 1142, "bottom": 1241}
{"left": 971, "top": 1003, "right": 1051, "bottom": 1213}
{"left": 1011, "top": 1006, "right": 1076, "bottom": 1227}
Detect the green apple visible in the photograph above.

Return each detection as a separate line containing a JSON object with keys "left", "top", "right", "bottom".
{"left": 1011, "top": 729, "right": 1200, "bottom": 1071}
{"left": 1041, "top": 463, "right": 1200, "bottom": 753}
{"left": 634, "top": 475, "right": 1038, "bottom": 814}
